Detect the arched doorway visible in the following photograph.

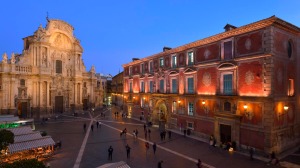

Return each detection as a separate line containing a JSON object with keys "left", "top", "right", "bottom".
{"left": 153, "top": 100, "right": 168, "bottom": 131}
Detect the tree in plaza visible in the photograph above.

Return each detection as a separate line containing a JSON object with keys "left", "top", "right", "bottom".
{"left": 1, "top": 159, "right": 47, "bottom": 168}
{"left": 0, "top": 129, "right": 14, "bottom": 152}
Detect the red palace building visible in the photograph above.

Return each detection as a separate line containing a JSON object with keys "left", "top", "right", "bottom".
{"left": 122, "top": 16, "right": 300, "bottom": 154}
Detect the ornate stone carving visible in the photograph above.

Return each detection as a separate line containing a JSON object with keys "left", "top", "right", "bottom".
{"left": 42, "top": 82, "right": 47, "bottom": 106}
{"left": 11, "top": 53, "right": 15, "bottom": 64}
{"left": 2, "top": 53, "right": 8, "bottom": 63}
{"left": 42, "top": 47, "right": 47, "bottom": 66}
{"left": 53, "top": 34, "right": 72, "bottom": 49}
{"left": 202, "top": 72, "right": 211, "bottom": 87}
{"left": 245, "top": 70, "right": 254, "bottom": 85}
{"left": 245, "top": 38, "right": 252, "bottom": 50}
{"left": 52, "top": 21, "right": 73, "bottom": 35}
{"left": 34, "top": 25, "right": 46, "bottom": 41}
{"left": 204, "top": 49, "right": 211, "bottom": 59}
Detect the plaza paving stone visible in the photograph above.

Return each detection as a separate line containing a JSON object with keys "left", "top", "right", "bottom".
{"left": 34, "top": 107, "right": 296, "bottom": 168}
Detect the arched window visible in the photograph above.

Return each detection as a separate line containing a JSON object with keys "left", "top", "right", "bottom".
{"left": 224, "top": 101, "right": 231, "bottom": 112}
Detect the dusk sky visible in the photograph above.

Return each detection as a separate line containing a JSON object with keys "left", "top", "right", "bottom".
{"left": 1, "top": 1, "right": 300, "bottom": 76}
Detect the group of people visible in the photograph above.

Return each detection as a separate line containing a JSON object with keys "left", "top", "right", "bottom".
{"left": 83, "top": 121, "right": 102, "bottom": 133}
{"left": 159, "top": 130, "right": 171, "bottom": 141}
{"left": 120, "top": 128, "right": 127, "bottom": 137}
{"left": 132, "top": 129, "right": 139, "bottom": 139}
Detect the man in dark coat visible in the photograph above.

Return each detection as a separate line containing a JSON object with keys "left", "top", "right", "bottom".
{"left": 153, "top": 142, "right": 157, "bottom": 154}
{"left": 126, "top": 144, "right": 131, "bottom": 159}
{"left": 108, "top": 146, "right": 113, "bottom": 161}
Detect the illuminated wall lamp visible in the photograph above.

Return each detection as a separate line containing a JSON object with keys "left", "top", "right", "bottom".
{"left": 202, "top": 100, "right": 209, "bottom": 115}
{"left": 244, "top": 104, "right": 254, "bottom": 120}
{"left": 278, "top": 105, "right": 289, "bottom": 120}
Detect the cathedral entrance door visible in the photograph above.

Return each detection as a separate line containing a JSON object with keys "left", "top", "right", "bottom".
{"left": 55, "top": 96, "right": 64, "bottom": 113}
{"left": 21, "top": 102, "right": 28, "bottom": 118}
{"left": 83, "top": 99, "right": 88, "bottom": 110}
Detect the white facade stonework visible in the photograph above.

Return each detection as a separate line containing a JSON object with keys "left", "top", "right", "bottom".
{"left": 0, "top": 19, "right": 103, "bottom": 118}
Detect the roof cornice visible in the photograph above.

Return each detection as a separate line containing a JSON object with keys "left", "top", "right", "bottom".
{"left": 123, "top": 16, "right": 300, "bottom": 67}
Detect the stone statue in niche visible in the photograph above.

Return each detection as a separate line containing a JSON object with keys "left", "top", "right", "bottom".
{"left": 21, "top": 90, "right": 25, "bottom": 98}
{"left": 11, "top": 53, "right": 16, "bottom": 64}
{"left": 2, "top": 53, "right": 8, "bottom": 63}
{"left": 42, "top": 48, "right": 47, "bottom": 66}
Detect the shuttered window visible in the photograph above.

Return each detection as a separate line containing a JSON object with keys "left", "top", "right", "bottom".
{"left": 188, "top": 52, "right": 194, "bottom": 65}
{"left": 224, "top": 41, "right": 232, "bottom": 60}
{"left": 160, "top": 79, "right": 164, "bottom": 93}
{"left": 140, "top": 81, "right": 144, "bottom": 92}
{"left": 223, "top": 74, "right": 233, "bottom": 95}
{"left": 149, "top": 81, "right": 153, "bottom": 93}
{"left": 172, "top": 79, "right": 177, "bottom": 93}
{"left": 172, "top": 56, "right": 177, "bottom": 68}
{"left": 187, "top": 78, "right": 194, "bottom": 93}
{"left": 129, "top": 82, "right": 132, "bottom": 93}
{"left": 188, "top": 102, "right": 194, "bottom": 116}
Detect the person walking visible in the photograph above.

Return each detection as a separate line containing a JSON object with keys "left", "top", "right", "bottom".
{"left": 145, "top": 142, "right": 149, "bottom": 154}
{"left": 83, "top": 123, "right": 86, "bottom": 132}
{"left": 126, "top": 144, "right": 131, "bottom": 159}
{"left": 144, "top": 131, "right": 148, "bottom": 139}
{"left": 108, "top": 146, "right": 113, "bottom": 161}
{"left": 158, "top": 160, "right": 163, "bottom": 168}
{"left": 148, "top": 129, "right": 151, "bottom": 139}
{"left": 249, "top": 147, "right": 254, "bottom": 160}
{"left": 91, "top": 124, "right": 94, "bottom": 132}
{"left": 98, "top": 121, "right": 102, "bottom": 128}
{"left": 196, "top": 159, "right": 202, "bottom": 168}
{"left": 153, "top": 142, "right": 157, "bottom": 155}
{"left": 135, "top": 129, "right": 139, "bottom": 138}
{"left": 96, "top": 121, "right": 99, "bottom": 128}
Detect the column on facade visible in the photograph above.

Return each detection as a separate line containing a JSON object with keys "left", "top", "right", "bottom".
{"left": 47, "top": 81, "right": 50, "bottom": 107}
{"left": 32, "top": 45, "right": 35, "bottom": 66}
{"left": 79, "top": 83, "right": 82, "bottom": 105}
{"left": 74, "top": 82, "right": 77, "bottom": 105}
{"left": 10, "top": 79, "right": 15, "bottom": 109}
{"left": 38, "top": 46, "right": 41, "bottom": 66}
{"left": 32, "top": 82, "right": 36, "bottom": 106}
{"left": 38, "top": 81, "right": 41, "bottom": 107}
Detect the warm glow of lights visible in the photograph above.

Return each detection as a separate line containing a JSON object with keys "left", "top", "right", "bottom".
{"left": 143, "top": 97, "right": 146, "bottom": 100}
{"left": 284, "top": 105, "right": 289, "bottom": 111}
{"left": 178, "top": 100, "right": 181, "bottom": 103}
{"left": 202, "top": 100, "right": 206, "bottom": 105}
{"left": 133, "top": 96, "right": 136, "bottom": 99}
{"left": 243, "top": 104, "right": 248, "bottom": 110}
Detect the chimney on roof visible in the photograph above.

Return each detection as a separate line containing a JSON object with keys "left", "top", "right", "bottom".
{"left": 163, "top": 46, "right": 172, "bottom": 52}
{"left": 224, "top": 24, "right": 237, "bottom": 32}
{"left": 132, "top": 58, "right": 140, "bottom": 62}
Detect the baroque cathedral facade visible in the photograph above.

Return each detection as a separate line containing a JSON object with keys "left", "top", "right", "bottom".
{"left": 0, "top": 19, "right": 103, "bottom": 118}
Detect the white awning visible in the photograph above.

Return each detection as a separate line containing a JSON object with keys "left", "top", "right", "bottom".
{"left": 6, "top": 126, "right": 33, "bottom": 135}
{"left": 97, "top": 161, "right": 130, "bottom": 168}
{"left": 14, "top": 132, "right": 42, "bottom": 143}
{"left": 8, "top": 136, "right": 55, "bottom": 154}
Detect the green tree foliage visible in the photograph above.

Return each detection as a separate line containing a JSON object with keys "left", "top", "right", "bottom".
{"left": 0, "top": 130, "right": 14, "bottom": 151}
{"left": 0, "top": 159, "right": 47, "bottom": 168}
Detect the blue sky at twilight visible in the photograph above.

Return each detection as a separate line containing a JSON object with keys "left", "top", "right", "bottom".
{"left": 1, "top": 1, "right": 300, "bottom": 76}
